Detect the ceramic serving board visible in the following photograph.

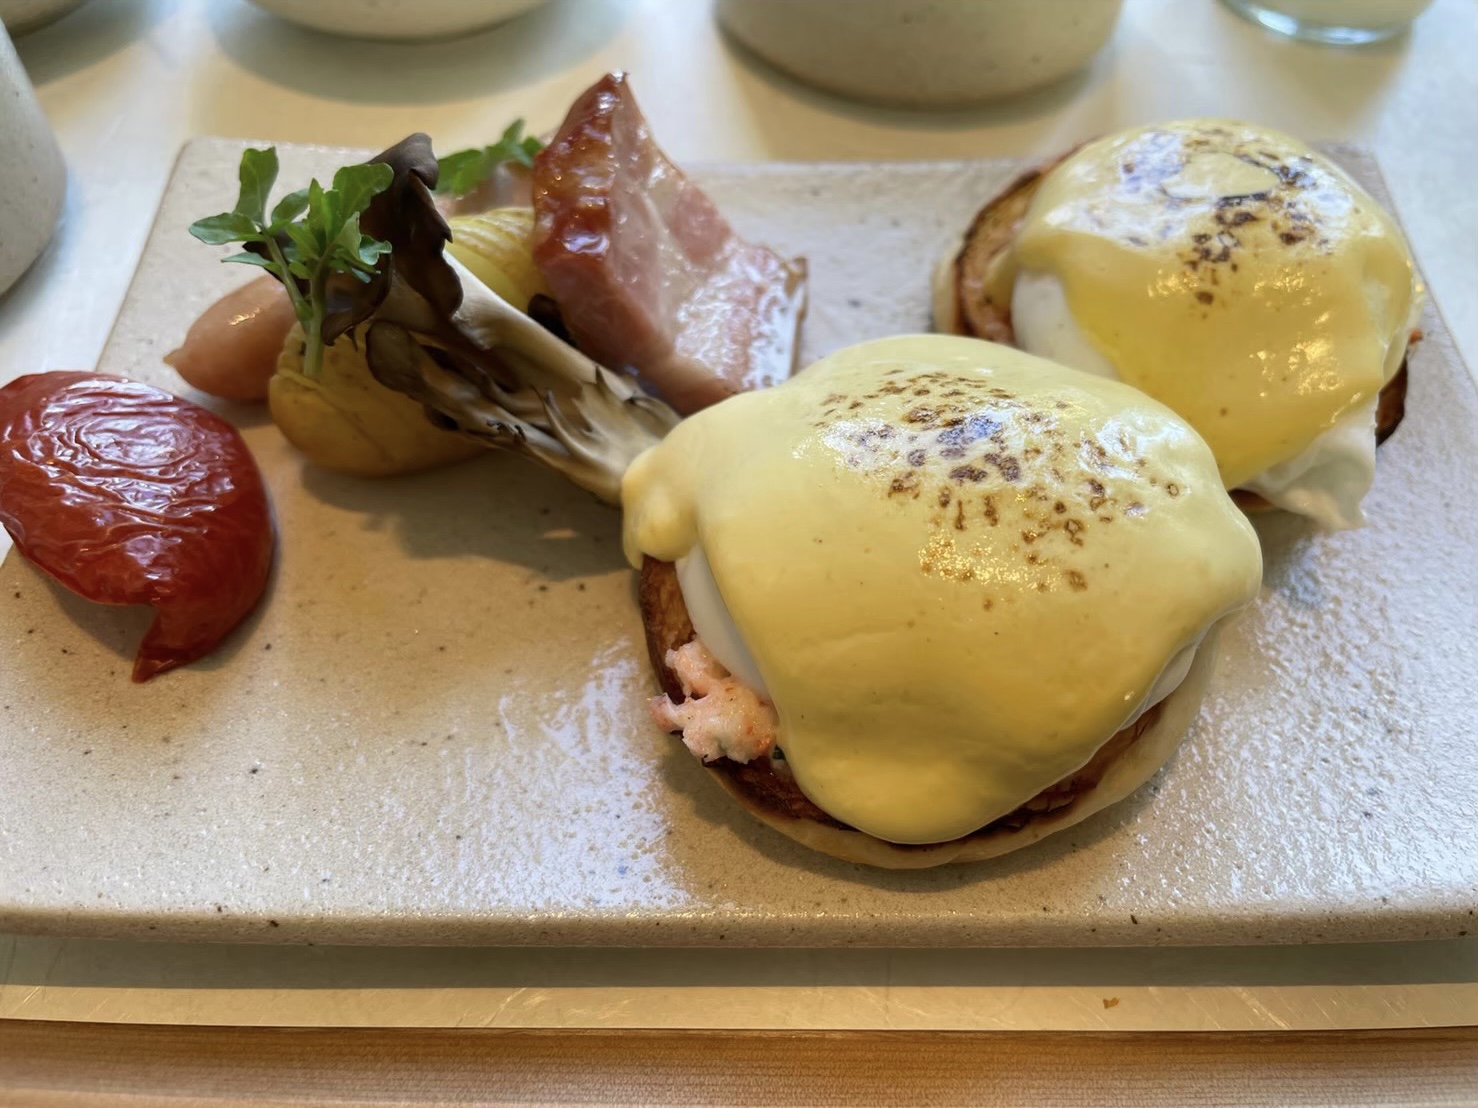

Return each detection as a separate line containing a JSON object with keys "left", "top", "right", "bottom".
{"left": 0, "top": 139, "right": 1473, "bottom": 946}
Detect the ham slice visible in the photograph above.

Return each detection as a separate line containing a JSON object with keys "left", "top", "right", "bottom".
{"left": 531, "top": 73, "right": 807, "bottom": 415}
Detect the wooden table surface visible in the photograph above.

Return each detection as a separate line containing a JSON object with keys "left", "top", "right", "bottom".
{"left": 4, "top": 1022, "right": 1478, "bottom": 1106}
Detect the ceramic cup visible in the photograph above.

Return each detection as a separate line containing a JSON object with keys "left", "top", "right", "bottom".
{"left": 0, "top": 23, "right": 64, "bottom": 296}
{"left": 244, "top": 0, "right": 549, "bottom": 42}
{"left": 717, "top": 0, "right": 1124, "bottom": 109}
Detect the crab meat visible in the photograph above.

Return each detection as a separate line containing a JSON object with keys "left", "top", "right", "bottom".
{"left": 650, "top": 639, "right": 778, "bottom": 764}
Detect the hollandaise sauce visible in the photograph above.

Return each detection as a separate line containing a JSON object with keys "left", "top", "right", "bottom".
{"left": 995, "top": 120, "right": 1420, "bottom": 489}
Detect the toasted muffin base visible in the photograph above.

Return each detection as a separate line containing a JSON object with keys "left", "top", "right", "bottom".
{"left": 934, "top": 158, "right": 1411, "bottom": 455}
{"left": 638, "top": 556, "right": 1221, "bottom": 868}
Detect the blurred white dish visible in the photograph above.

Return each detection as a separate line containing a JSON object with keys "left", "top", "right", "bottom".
{"left": 717, "top": 0, "right": 1123, "bottom": 109}
{"left": 244, "top": 0, "right": 548, "bottom": 41}
{"left": 0, "top": 25, "right": 64, "bottom": 295}
{"left": 0, "top": 0, "right": 88, "bottom": 36}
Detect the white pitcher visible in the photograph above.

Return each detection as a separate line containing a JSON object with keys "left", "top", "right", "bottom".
{"left": 0, "top": 22, "right": 64, "bottom": 297}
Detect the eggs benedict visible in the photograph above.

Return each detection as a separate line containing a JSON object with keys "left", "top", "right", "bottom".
{"left": 935, "top": 120, "right": 1424, "bottom": 531}
{"left": 623, "top": 335, "right": 1263, "bottom": 866}
{"left": 325, "top": 124, "right": 1264, "bottom": 868}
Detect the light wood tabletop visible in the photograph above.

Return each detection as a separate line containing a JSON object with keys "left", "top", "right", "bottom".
{"left": 5, "top": 1022, "right": 1478, "bottom": 1106}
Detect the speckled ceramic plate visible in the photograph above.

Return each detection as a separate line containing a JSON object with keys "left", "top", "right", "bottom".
{"left": 0, "top": 139, "right": 1473, "bottom": 946}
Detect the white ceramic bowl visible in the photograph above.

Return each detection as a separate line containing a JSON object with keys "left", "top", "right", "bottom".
{"left": 0, "top": 24, "right": 64, "bottom": 296}
{"left": 717, "top": 0, "right": 1124, "bottom": 109}
{"left": 244, "top": 0, "right": 548, "bottom": 42}
{"left": 0, "top": 0, "right": 89, "bottom": 36}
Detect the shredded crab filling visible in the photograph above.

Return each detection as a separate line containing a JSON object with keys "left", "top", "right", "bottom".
{"left": 650, "top": 628, "right": 1184, "bottom": 840}
{"left": 649, "top": 639, "right": 778, "bottom": 764}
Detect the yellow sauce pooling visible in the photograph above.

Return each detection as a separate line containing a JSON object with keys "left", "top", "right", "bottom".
{"left": 998, "top": 120, "right": 1420, "bottom": 488}
{"left": 622, "top": 335, "right": 1262, "bottom": 844}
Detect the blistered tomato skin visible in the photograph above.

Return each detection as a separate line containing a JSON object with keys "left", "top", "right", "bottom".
{"left": 0, "top": 372, "right": 275, "bottom": 681}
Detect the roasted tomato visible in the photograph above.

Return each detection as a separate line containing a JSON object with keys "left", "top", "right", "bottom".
{"left": 0, "top": 372, "right": 274, "bottom": 681}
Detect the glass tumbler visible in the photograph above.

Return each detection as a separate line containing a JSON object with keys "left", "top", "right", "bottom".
{"left": 1220, "top": 0, "right": 1435, "bottom": 45}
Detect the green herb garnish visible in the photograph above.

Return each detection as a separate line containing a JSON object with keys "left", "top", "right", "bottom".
{"left": 435, "top": 120, "right": 542, "bottom": 197}
{"left": 189, "top": 147, "right": 394, "bottom": 381}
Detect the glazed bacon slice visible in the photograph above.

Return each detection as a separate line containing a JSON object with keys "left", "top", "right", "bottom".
{"left": 532, "top": 72, "right": 807, "bottom": 415}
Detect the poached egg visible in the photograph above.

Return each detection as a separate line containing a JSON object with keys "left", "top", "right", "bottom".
{"left": 622, "top": 335, "right": 1262, "bottom": 845}
{"left": 974, "top": 120, "right": 1423, "bottom": 530}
